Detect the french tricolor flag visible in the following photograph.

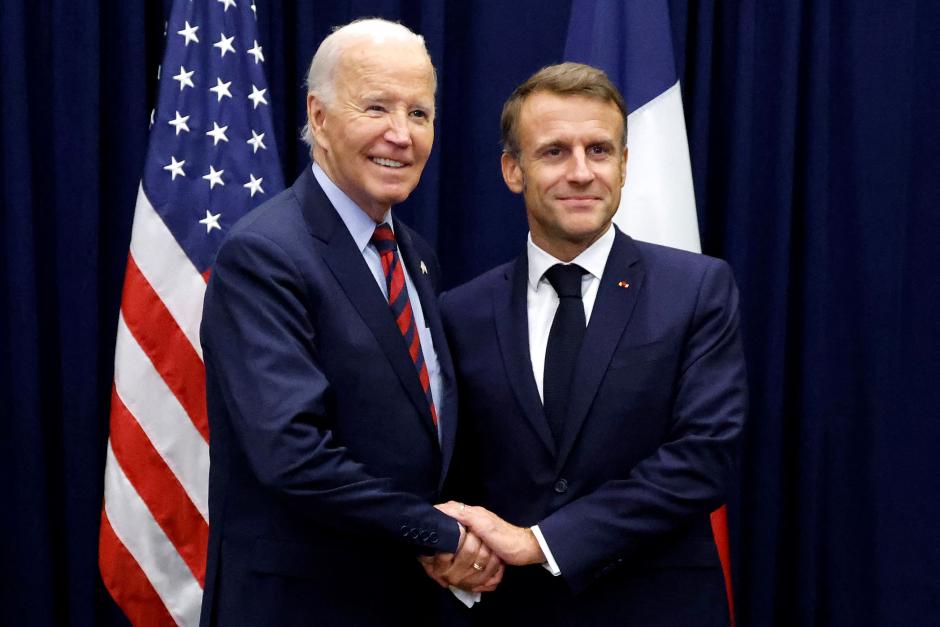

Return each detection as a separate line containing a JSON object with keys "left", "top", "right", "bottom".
{"left": 565, "top": 0, "right": 701, "bottom": 253}
{"left": 565, "top": 0, "right": 735, "bottom": 622}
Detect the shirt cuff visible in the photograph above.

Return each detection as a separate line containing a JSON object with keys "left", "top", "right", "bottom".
{"left": 450, "top": 586, "right": 481, "bottom": 607}
{"left": 530, "top": 524, "right": 561, "bottom": 576}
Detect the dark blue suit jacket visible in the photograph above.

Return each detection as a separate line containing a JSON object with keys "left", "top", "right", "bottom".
{"left": 441, "top": 229, "right": 747, "bottom": 626}
{"left": 199, "top": 167, "right": 460, "bottom": 626}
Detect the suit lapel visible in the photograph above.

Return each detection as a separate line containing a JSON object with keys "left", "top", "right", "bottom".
{"left": 394, "top": 222, "right": 457, "bottom": 481}
{"left": 494, "top": 254, "right": 557, "bottom": 457}
{"left": 295, "top": 169, "right": 440, "bottom": 447}
{"left": 556, "top": 230, "right": 645, "bottom": 469}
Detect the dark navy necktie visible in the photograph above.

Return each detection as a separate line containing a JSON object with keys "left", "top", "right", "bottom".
{"left": 371, "top": 223, "right": 438, "bottom": 429}
{"left": 543, "top": 263, "right": 587, "bottom": 444}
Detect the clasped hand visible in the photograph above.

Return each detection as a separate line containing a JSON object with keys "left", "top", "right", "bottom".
{"left": 418, "top": 501, "right": 546, "bottom": 593}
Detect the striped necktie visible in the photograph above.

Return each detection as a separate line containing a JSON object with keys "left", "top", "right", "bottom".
{"left": 371, "top": 223, "right": 438, "bottom": 428}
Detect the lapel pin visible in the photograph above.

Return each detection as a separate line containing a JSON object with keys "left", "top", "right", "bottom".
{"left": 617, "top": 280, "right": 630, "bottom": 289}
{"left": 420, "top": 260, "right": 429, "bottom": 275}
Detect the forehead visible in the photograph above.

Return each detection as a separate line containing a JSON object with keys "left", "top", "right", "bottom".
{"left": 336, "top": 39, "right": 435, "bottom": 101}
{"left": 517, "top": 92, "right": 623, "bottom": 146}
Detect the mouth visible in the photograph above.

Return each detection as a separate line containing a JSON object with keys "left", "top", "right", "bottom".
{"left": 369, "top": 156, "right": 407, "bottom": 168}
{"left": 558, "top": 195, "right": 601, "bottom": 206}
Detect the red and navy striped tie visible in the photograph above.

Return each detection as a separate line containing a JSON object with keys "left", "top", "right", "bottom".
{"left": 371, "top": 223, "right": 438, "bottom": 428}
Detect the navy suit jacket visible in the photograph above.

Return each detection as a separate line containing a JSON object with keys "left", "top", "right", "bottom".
{"left": 441, "top": 229, "right": 747, "bottom": 626}
{"left": 199, "top": 167, "right": 460, "bottom": 627}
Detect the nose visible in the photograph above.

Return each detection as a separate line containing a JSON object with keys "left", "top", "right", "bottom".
{"left": 384, "top": 110, "right": 412, "bottom": 148}
{"left": 567, "top": 148, "right": 594, "bottom": 185}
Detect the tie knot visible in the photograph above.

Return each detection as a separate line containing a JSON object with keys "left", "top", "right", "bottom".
{"left": 371, "top": 223, "right": 397, "bottom": 254}
{"left": 545, "top": 263, "right": 586, "bottom": 299}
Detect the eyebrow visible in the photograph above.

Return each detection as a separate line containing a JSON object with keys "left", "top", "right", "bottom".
{"left": 359, "top": 92, "right": 433, "bottom": 110}
{"left": 359, "top": 91, "right": 391, "bottom": 102}
{"left": 533, "top": 136, "right": 616, "bottom": 151}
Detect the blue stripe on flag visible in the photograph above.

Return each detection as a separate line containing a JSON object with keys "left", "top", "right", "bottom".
{"left": 564, "top": 0, "right": 678, "bottom": 112}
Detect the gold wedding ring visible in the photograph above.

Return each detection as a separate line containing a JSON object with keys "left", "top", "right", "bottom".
{"left": 472, "top": 562, "right": 485, "bottom": 571}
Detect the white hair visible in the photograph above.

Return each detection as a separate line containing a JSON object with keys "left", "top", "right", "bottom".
{"left": 300, "top": 18, "right": 436, "bottom": 148}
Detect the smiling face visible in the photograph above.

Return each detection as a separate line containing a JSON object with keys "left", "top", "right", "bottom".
{"left": 502, "top": 91, "right": 627, "bottom": 261}
{"left": 308, "top": 38, "right": 435, "bottom": 220}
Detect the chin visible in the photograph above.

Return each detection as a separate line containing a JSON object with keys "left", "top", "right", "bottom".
{"left": 377, "top": 186, "right": 416, "bottom": 206}
{"left": 562, "top": 219, "right": 607, "bottom": 238}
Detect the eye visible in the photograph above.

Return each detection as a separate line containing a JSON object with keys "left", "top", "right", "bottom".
{"left": 366, "top": 104, "right": 386, "bottom": 113}
{"left": 410, "top": 108, "right": 430, "bottom": 120}
{"left": 588, "top": 144, "right": 613, "bottom": 156}
{"left": 543, "top": 147, "right": 563, "bottom": 158}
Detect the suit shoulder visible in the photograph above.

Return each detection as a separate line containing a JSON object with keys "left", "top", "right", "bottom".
{"left": 228, "top": 186, "right": 303, "bottom": 241}
{"left": 632, "top": 239, "right": 732, "bottom": 278}
{"left": 629, "top": 240, "right": 739, "bottom": 312}
{"left": 440, "top": 261, "right": 513, "bottom": 318}
{"left": 213, "top": 187, "right": 308, "bottom": 264}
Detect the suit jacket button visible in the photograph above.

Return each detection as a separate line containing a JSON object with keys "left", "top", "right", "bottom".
{"left": 429, "top": 532, "right": 439, "bottom": 544}
{"left": 420, "top": 530, "right": 430, "bottom": 541}
{"left": 410, "top": 528, "right": 420, "bottom": 539}
{"left": 554, "top": 479, "right": 568, "bottom": 493}
{"left": 401, "top": 525, "right": 410, "bottom": 537}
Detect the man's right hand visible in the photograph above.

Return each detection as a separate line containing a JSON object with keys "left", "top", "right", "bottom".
{"left": 418, "top": 507, "right": 504, "bottom": 592}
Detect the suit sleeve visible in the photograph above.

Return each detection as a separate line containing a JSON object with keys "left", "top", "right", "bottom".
{"left": 201, "top": 229, "right": 460, "bottom": 554}
{"left": 536, "top": 259, "right": 748, "bottom": 593}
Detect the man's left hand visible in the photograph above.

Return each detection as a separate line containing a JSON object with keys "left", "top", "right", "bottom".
{"left": 418, "top": 518, "right": 504, "bottom": 592}
{"left": 436, "top": 501, "right": 545, "bottom": 567}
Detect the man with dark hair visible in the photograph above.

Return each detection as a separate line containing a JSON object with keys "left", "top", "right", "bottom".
{"left": 440, "top": 62, "right": 747, "bottom": 625}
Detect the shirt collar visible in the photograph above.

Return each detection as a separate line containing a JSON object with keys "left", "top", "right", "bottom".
{"left": 527, "top": 224, "right": 616, "bottom": 291}
{"left": 312, "top": 162, "right": 392, "bottom": 252}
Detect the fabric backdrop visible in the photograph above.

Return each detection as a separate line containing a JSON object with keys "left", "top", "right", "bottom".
{"left": 2, "top": 1, "right": 937, "bottom": 625}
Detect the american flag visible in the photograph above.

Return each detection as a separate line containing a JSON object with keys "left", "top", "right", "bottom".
{"left": 99, "top": 1, "right": 283, "bottom": 624}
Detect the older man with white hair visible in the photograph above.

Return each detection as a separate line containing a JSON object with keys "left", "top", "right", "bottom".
{"left": 199, "top": 18, "right": 498, "bottom": 627}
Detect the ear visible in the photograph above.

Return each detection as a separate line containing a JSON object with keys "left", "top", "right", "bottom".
{"left": 307, "top": 93, "right": 330, "bottom": 150}
{"left": 501, "top": 152, "right": 524, "bottom": 194}
{"left": 620, "top": 146, "right": 628, "bottom": 186}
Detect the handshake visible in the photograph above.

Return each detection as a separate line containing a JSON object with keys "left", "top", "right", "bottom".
{"left": 418, "top": 501, "right": 546, "bottom": 593}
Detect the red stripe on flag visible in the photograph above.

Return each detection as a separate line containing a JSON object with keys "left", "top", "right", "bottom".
{"left": 121, "top": 253, "right": 209, "bottom": 442}
{"left": 99, "top": 510, "right": 177, "bottom": 627}
{"left": 110, "top": 387, "right": 209, "bottom": 585}
{"left": 710, "top": 505, "right": 735, "bottom": 626}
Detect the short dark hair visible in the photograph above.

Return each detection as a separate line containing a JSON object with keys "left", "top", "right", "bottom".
{"left": 501, "top": 62, "right": 628, "bottom": 159}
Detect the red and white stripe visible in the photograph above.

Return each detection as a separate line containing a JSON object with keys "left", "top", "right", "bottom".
{"left": 99, "top": 185, "right": 210, "bottom": 626}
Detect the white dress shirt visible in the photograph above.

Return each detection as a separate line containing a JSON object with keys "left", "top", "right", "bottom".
{"left": 311, "top": 163, "right": 443, "bottom": 438}
{"left": 527, "top": 225, "right": 616, "bottom": 576}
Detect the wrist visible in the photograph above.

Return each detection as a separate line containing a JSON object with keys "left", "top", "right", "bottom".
{"left": 523, "top": 527, "right": 545, "bottom": 565}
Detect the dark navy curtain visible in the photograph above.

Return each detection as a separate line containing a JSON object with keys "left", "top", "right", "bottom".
{"left": 2, "top": 1, "right": 937, "bottom": 625}
{"left": 671, "top": 2, "right": 940, "bottom": 624}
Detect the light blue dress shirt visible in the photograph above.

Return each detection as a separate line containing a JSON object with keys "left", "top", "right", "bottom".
{"left": 311, "top": 163, "right": 443, "bottom": 440}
